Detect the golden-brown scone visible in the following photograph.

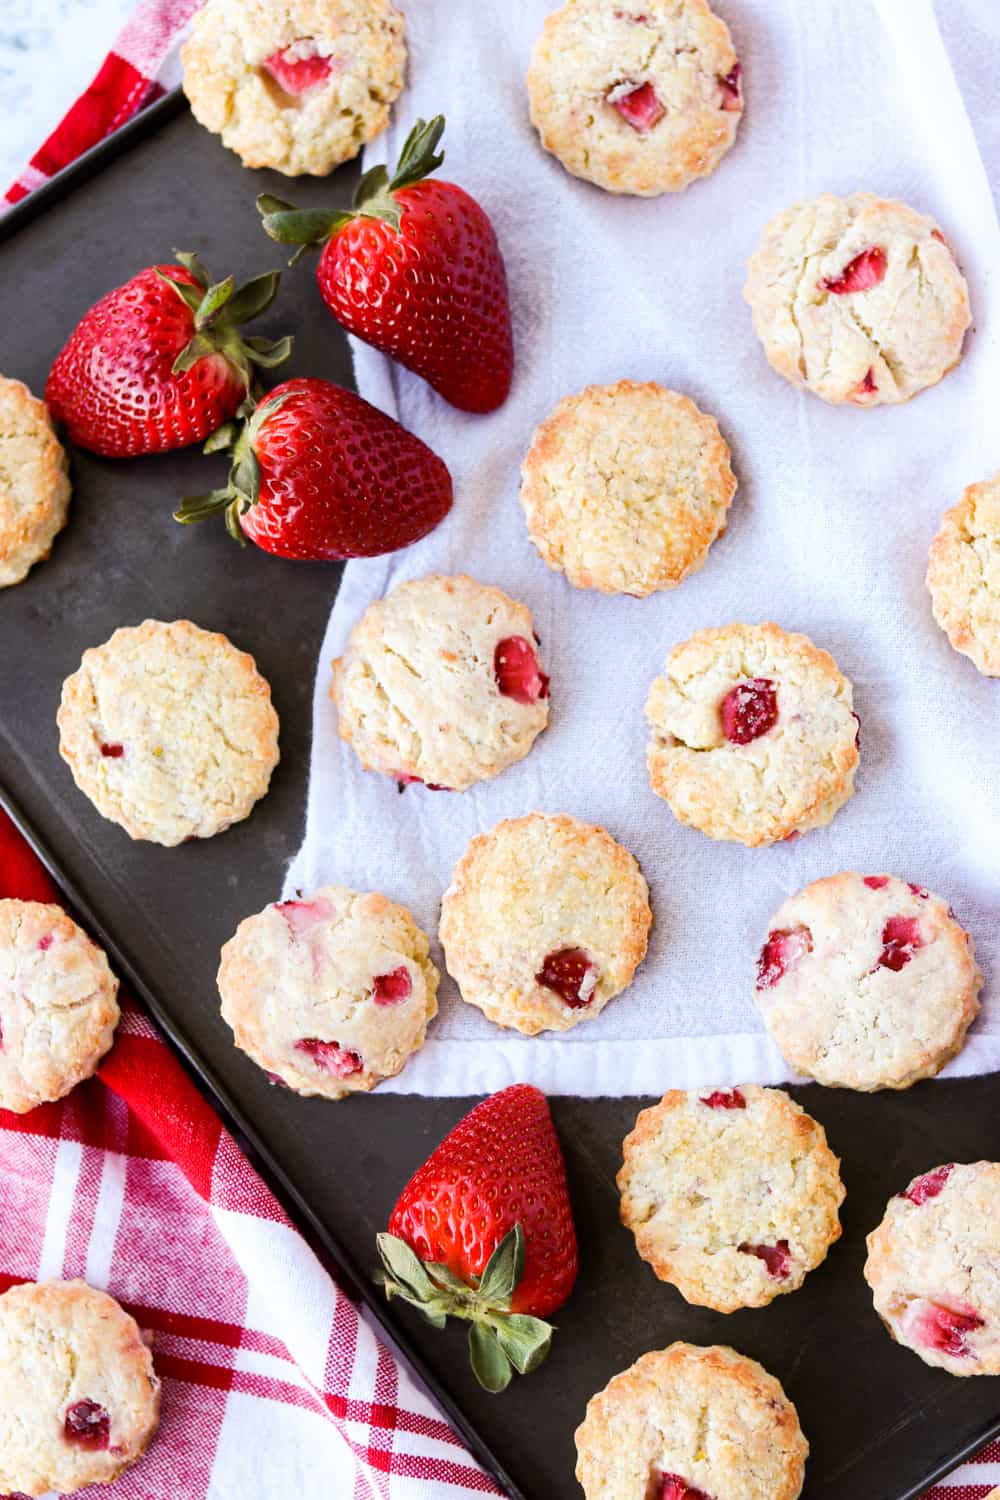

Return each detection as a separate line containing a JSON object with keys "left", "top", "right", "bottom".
{"left": 927, "top": 470, "right": 1000, "bottom": 675}
{"left": 0, "top": 374, "right": 71, "bottom": 588}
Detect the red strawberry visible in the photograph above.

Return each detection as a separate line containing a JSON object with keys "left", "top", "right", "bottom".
{"left": 257, "top": 116, "right": 513, "bottom": 414}
{"left": 46, "top": 252, "right": 291, "bottom": 457}
{"left": 174, "top": 376, "right": 452, "bottom": 560}
{"left": 376, "top": 1084, "right": 577, "bottom": 1391}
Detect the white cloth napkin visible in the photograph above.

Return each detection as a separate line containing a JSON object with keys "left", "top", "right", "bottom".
{"left": 287, "top": 0, "right": 1000, "bottom": 1097}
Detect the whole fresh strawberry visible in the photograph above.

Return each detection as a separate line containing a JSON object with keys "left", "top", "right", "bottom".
{"left": 257, "top": 116, "right": 513, "bottom": 414}
{"left": 46, "top": 252, "right": 291, "bottom": 457}
{"left": 376, "top": 1085, "right": 578, "bottom": 1392}
{"left": 175, "top": 376, "right": 452, "bottom": 560}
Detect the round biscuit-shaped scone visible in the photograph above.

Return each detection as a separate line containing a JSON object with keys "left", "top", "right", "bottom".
{"left": 527, "top": 0, "right": 743, "bottom": 197}
{"left": 0, "top": 1279, "right": 160, "bottom": 1495}
{"left": 618, "top": 1086, "right": 844, "bottom": 1313}
{"left": 865, "top": 1162, "right": 1000, "bottom": 1376}
{"left": 0, "top": 375, "right": 71, "bottom": 588}
{"left": 927, "top": 470, "right": 1000, "bottom": 676}
{"left": 645, "top": 622, "right": 859, "bottom": 846}
{"left": 744, "top": 192, "right": 971, "bottom": 406}
{"left": 182, "top": 0, "right": 406, "bottom": 177}
{"left": 519, "top": 381, "right": 736, "bottom": 597}
{"left": 754, "top": 873, "right": 981, "bottom": 1092}
{"left": 57, "top": 619, "right": 280, "bottom": 847}
{"left": 331, "top": 574, "right": 550, "bottom": 792}
{"left": 0, "top": 900, "right": 120, "bottom": 1114}
{"left": 439, "top": 813, "right": 651, "bottom": 1036}
{"left": 574, "top": 1343, "right": 808, "bottom": 1500}
{"left": 219, "top": 886, "right": 438, "bottom": 1099}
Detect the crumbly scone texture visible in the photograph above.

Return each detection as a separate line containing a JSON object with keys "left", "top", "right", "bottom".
{"left": 0, "top": 1279, "right": 160, "bottom": 1496}
{"left": 519, "top": 381, "right": 737, "bottom": 596}
{"left": 618, "top": 1086, "right": 844, "bottom": 1312}
{"left": 927, "top": 470, "right": 1000, "bottom": 676}
{"left": 0, "top": 900, "right": 120, "bottom": 1115}
{"left": 574, "top": 1343, "right": 808, "bottom": 1500}
{"left": 219, "top": 886, "right": 438, "bottom": 1099}
{"left": 645, "top": 622, "right": 859, "bottom": 846}
{"left": 744, "top": 192, "right": 971, "bottom": 406}
{"left": 182, "top": 0, "right": 406, "bottom": 176}
{"left": 0, "top": 375, "right": 71, "bottom": 589}
{"left": 755, "top": 873, "right": 981, "bottom": 1092}
{"left": 439, "top": 813, "right": 651, "bottom": 1036}
{"left": 331, "top": 574, "right": 550, "bottom": 792}
{"left": 865, "top": 1161, "right": 1000, "bottom": 1375}
{"left": 527, "top": 0, "right": 742, "bottom": 196}
{"left": 57, "top": 619, "right": 280, "bottom": 847}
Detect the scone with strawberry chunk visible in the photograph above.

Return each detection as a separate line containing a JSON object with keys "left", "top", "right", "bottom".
{"left": 332, "top": 575, "right": 550, "bottom": 792}
{"left": 865, "top": 1162, "right": 1000, "bottom": 1375}
{"left": 927, "top": 470, "right": 1000, "bottom": 676}
{"left": 745, "top": 193, "right": 971, "bottom": 405}
{"left": 618, "top": 1086, "right": 844, "bottom": 1312}
{"left": 182, "top": 0, "right": 406, "bottom": 176}
{"left": 219, "top": 886, "right": 438, "bottom": 1098}
{"left": 0, "top": 375, "right": 71, "bottom": 588}
{"left": 645, "top": 622, "right": 859, "bottom": 846}
{"left": 754, "top": 873, "right": 981, "bottom": 1091}
{"left": 440, "top": 814, "right": 651, "bottom": 1035}
{"left": 575, "top": 1344, "right": 808, "bottom": 1500}
{"left": 528, "top": 0, "right": 743, "bottom": 196}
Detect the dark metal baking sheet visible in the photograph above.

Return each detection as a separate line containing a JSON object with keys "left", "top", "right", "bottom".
{"left": 1, "top": 95, "right": 998, "bottom": 1500}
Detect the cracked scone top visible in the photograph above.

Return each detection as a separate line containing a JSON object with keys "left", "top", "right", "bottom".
{"left": 57, "top": 619, "right": 280, "bottom": 846}
{"left": 439, "top": 813, "right": 651, "bottom": 1036}
{"left": 865, "top": 1162, "right": 1000, "bottom": 1376}
{"left": 219, "top": 886, "right": 438, "bottom": 1099}
{"left": 618, "top": 1086, "right": 844, "bottom": 1313}
{"left": 927, "top": 470, "right": 1000, "bottom": 676}
{"left": 645, "top": 623, "right": 859, "bottom": 846}
{"left": 755, "top": 873, "right": 981, "bottom": 1092}
{"left": 182, "top": 0, "right": 406, "bottom": 176}
{"left": 331, "top": 574, "right": 550, "bottom": 792}
{"left": 574, "top": 1343, "right": 808, "bottom": 1500}
{"left": 0, "top": 900, "right": 120, "bottom": 1115}
{"left": 519, "top": 381, "right": 736, "bottom": 597}
{"left": 527, "top": 0, "right": 742, "bottom": 196}
{"left": 744, "top": 192, "right": 971, "bottom": 406}
{"left": 0, "top": 374, "right": 71, "bottom": 588}
{"left": 0, "top": 1279, "right": 160, "bottom": 1496}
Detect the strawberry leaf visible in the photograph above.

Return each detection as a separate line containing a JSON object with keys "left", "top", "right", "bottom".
{"left": 245, "top": 335, "right": 294, "bottom": 368}
{"left": 376, "top": 1233, "right": 442, "bottom": 1304}
{"left": 172, "top": 249, "right": 210, "bottom": 288}
{"left": 468, "top": 1324, "right": 512, "bottom": 1394}
{"left": 155, "top": 268, "right": 203, "bottom": 314}
{"left": 492, "top": 1315, "right": 552, "bottom": 1375}
{"left": 476, "top": 1225, "right": 524, "bottom": 1307}
{"left": 388, "top": 115, "right": 445, "bottom": 193}
{"left": 227, "top": 271, "right": 281, "bottom": 325}
{"left": 173, "top": 488, "right": 236, "bottom": 524}
{"left": 195, "top": 276, "right": 235, "bottom": 330}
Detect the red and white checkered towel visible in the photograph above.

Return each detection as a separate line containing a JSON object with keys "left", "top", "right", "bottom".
{"left": 0, "top": 807, "right": 502, "bottom": 1499}
{"left": 3, "top": 3, "right": 998, "bottom": 1494}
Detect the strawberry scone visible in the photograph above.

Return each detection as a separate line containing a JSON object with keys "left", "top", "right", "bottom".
{"left": 618, "top": 1086, "right": 844, "bottom": 1312}
{"left": 519, "top": 381, "right": 736, "bottom": 596}
{"left": 645, "top": 623, "right": 859, "bottom": 846}
{"left": 440, "top": 814, "right": 651, "bottom": 1036}
{"left": 0, "top": 375, "right": 71, "bottom": 588}
{"left": 58, "top": 620, "right": 280, "bottom": 846}
{"left": 527, "top": 0, "right": 743, "bottom": 196}
{"left": 182, "top": 0, "right": 406, "bottom": 176}
{"left": 0, "top": 1280, "right": 160, "bottom": 1496}
{"left": 865, "top": 1162, "right": 1000, "bottom": 1375}
{"left": 754, "top": 873, "right": 981, "bottom": 1091}
{"left": 927, "top": 470, "right": 1000, "bottom": 676}
{"left": 219, "top": 886, "right": 438, "bottom": 1099}
{"left": 0, "top": 900, "right": 120, "bottom": 1114}
{"left": 331, "top": 575, "right": 550, "bottom": 792}
{"left": 574, "top": 1344, "right": 808, "bottom": 1500}
{"left": 744, "top": 193, "right": 971, "bottom": 406}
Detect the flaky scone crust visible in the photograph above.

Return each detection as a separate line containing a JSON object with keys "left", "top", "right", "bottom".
{"left": 927, "top": 470, "right": 1000, "bottom": 676}
{"left": 0, "top": 374, "right": 71, "bottom": 588}
{"left": 520, "top": 381, "right": 736, "bottom": 596}
{"left": 618, "top": 1086, "right": 844, "bottom": 1312}
{"left": 744, "top": 192, "right": 971, "bottom": 406}
{"left": 439, "top": 813, "right": 651, "bottom": 1035}
{"left": 58, "top": 619, "right": 280, "bottom": 846}
{"left": 574, "top": 1343, "right": 808, "bottom": 1500}
{"left": 527, "top": 0, "right": 742, "bottom": 196}
{"left": 645, "top": 622, "right": 859, "bottom": 846}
